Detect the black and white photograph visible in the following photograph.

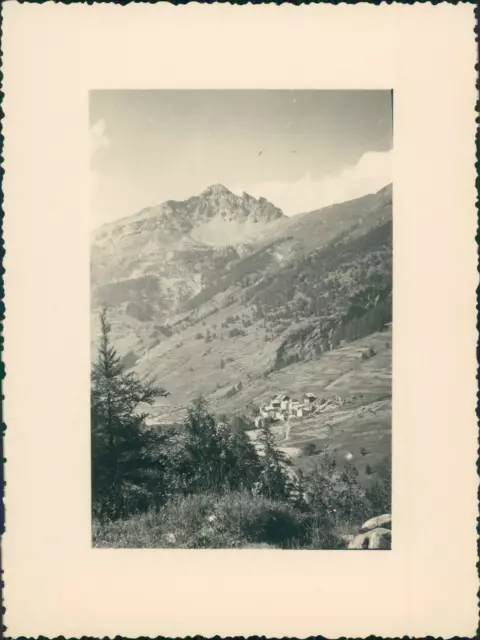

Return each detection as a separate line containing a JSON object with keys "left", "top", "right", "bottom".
{"left": 4, "top": 3, "right": 478, "bottom": 637}
{"left": 90, "top": 90, "right": 393, "bottom": 549}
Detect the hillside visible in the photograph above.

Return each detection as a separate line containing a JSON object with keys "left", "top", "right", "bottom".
{"left": 91, "top": 183, "right": 392, "bottom": 477}
{"left": 91, "top": 184, "right": 285, "bottom": 336}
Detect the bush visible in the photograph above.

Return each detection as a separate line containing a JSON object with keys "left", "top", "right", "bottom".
{"left": 303, "top": 519, "right": 347, "bottom": 550}
{"left": 229, "top": 327, "right": 246, "bottom": 338}
{"left": 93, "top": 489, "right": 355, "bottom": 550}
{"left": 303, "top": 443, "right": 317, "bottom": 457}
{"left": 213, "top": 492, "right": 302, "bottom": 547}
{"left": 94, "top": 491, "right": 305, "bottom": 549}
{"left": 364, "top": 468, "right": 391, "bottom": 515}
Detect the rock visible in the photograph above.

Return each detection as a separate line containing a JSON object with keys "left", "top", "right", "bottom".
{"left": 164, "top": 532, "right": 176, "bottom": 545}
{"left": 360, "top": 513, "right": 391, "bottom": 533}
{"left": 348, "top": 527, "right": 391, "bottom": 550}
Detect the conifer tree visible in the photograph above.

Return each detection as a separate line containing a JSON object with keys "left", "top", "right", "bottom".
{"left": 222, "top": 419, "right": 262, "bottom": 491}
{"left": 91, "top": 309, "right": 169, "bottom": 519}
{"left": 257, "top": 421, "right": 291, "bottom": 500}
{"left": 181, "top": 397, "right": 226, "bottom": 492}
{"left": 338, "top": 461, "right": 364, "bottom": 522}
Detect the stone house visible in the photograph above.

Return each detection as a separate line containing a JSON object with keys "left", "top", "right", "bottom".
{"left": 303, "top": 392, "right": 316, "bottom": 405}
{"left": 254, "top": 416, "right": 264, "bottom": 428}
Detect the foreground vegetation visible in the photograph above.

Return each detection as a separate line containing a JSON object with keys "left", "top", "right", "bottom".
{"left": 92, "top": 311, "right": 391, "bottom": 549}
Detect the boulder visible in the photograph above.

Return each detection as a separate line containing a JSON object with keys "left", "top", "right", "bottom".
{"left": 360, "top": 513, "right": 391, "bottom": 533}
{"left": 348, "top": 527, "right": 391, "bottom": 550}
{"left": 163, "top": 532, "right": 176, "bottom": 545}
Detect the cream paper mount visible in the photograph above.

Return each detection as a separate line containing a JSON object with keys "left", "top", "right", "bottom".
{"left": 2, "top": 3, "right": 478, "bottom": 638}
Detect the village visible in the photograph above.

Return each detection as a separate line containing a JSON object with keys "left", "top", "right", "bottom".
{"left": 254, "top": 392, "right": 340, "bottom": 427}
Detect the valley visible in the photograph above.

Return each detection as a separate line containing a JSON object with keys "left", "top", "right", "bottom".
{"left": 91, "top": 182, "right": 392, "bottom": 484}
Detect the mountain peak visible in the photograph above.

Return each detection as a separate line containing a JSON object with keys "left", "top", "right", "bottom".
{"left": 201, "top": 184, "right": 232, "bottom": 197}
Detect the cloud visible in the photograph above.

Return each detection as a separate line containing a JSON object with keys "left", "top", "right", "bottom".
{"left": 89, "top": 119, "right": 111, "bottom": 161}
{"left": 232, "top": 149, "right": 392, "bottom": 216}
{"left": 89, "top": 120, "right": 112, "bottom": 230}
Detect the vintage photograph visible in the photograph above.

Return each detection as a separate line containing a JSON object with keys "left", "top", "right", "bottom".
{"left": 90, "top": 89, "right": 393, "bottom": 549}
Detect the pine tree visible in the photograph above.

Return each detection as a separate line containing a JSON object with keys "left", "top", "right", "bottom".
{"left": 91, "top": 309, "right": 169, "bottom": 519}
{"left": 181, "top": 397, "right": 225, "bottom": 492}
{"left": 181, "top": 399, "right": 262, "bottom": 494}
{"left": 223, "top": 419, "right": 262, "bottom": 491}
{"left": 338, "top": 461, "right": 364, "bottom": 523}
{"left": 257, "top": 421, "right": 291, "bottom": 500}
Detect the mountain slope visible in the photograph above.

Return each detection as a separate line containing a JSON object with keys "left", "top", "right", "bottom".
{"left": 91, "top": 184, "right": 392, "bottom": 419}
{"left": 90, "top": 182, "right": 393, "bottom": 481}
{"left": 91, "top": 184, "right": 287, "bottom": 350}
{"left": 132, "top": 213, "right": 392, "bottom": 408}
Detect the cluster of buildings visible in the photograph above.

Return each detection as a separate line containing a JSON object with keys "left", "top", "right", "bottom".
{"left": 254, "top": 392, "right": 322, "bottom": 427}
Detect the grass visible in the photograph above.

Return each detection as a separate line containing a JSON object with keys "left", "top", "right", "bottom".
{"left": 93, "top": 490, "right": 349, "bottom": 550}
{"left": 137, "top": 328, "right": 392, "bottom": 482}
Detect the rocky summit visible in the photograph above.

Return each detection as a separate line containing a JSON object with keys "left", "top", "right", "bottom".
{"left": 90, "top": 185, "right": 287, "bottom": 331}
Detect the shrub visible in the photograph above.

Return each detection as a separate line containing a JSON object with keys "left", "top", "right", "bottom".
{"left": 364, "top": 467, "right": 391, "bottom": 516}
{"left": 178, "top": 398, "right": 263, "bottom": 495}
{"left": 93, "top": 490, "right": 351, "bottom": 550}
{"left": 337, "top": 461, "right": 366, "bottom": 524}
{"left": 214, "top": 492, "right": 302, "bottom": 547}
{"left": 94, "top": 492, "right": 305, "bottom": 549}
{"left": 229, "top": 327, "right": 246, "bottom": 338}
{"left": 303, "top": 519, "right": 347, "bottom": 550}
{"left": 303, "top": 443, "right": 317, "bottom": 457}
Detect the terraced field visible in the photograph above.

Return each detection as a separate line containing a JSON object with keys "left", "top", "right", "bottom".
{"left": 146, "top": 325, "right": 392, "bottom": 486}
{"left": 243, "top": 326, "right": 392, "bottom": 483}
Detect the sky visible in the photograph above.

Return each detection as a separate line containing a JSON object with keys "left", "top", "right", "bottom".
{"left": 90, "top": 90, "right": 393, "bottom": 227}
